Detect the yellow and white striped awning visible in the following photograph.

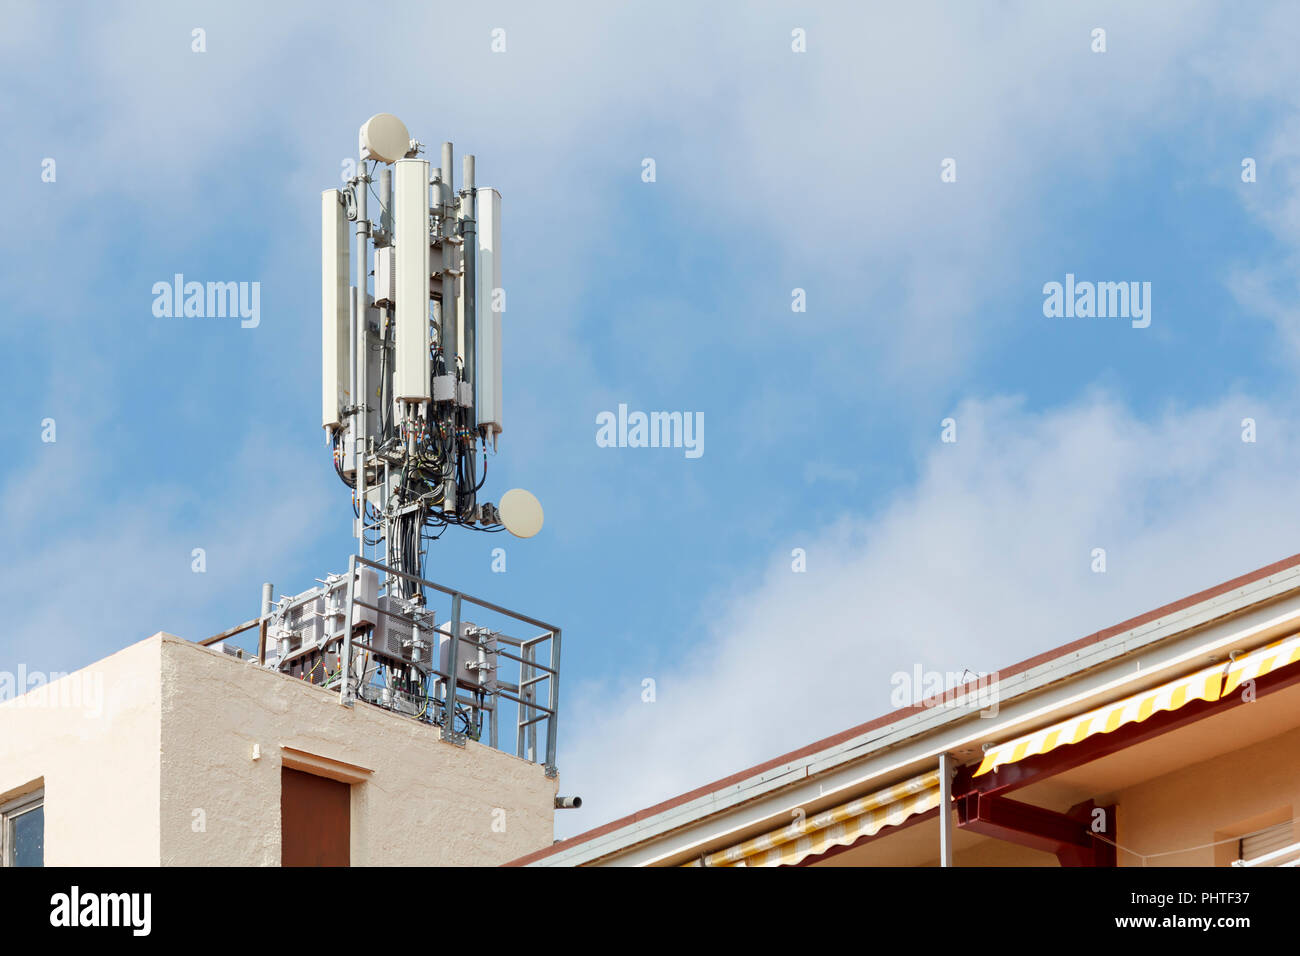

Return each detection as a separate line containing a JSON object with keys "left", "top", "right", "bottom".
{"left": 686, "top": 769, "right": 940, "bottom": 868}
{"left": 1223, "top": 633, "right": 1300, "bottom": 698}
{"left": 681, "top": 635, "right": 1300, "bottom": 867}
{"left": 974, "top": 661, "right": 1225, "bottom": 777}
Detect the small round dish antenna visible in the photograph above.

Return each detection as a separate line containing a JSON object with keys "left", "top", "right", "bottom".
{"left": 499, "top": 489, "right": 544, "bottom": 539}
{"left": 359, "top": 113, "right": 411, "bottom": 163}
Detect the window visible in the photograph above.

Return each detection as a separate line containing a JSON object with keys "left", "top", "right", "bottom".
{"left": 1, "top": 790, "right": 44, "bottom": 867}
{"left": 1235, "top": 820, "right": 1297, "bottom": 867}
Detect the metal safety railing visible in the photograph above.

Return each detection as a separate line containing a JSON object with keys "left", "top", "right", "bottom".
{"left": 200, "top": 555, "right": 562, "bottom": 776}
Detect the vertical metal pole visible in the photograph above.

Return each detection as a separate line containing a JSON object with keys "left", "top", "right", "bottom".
{"left": 543, "top": 629, "right": 560, "bottom": 774}
{"left": 379, "top": 166, "right": 393, "bottom": 238}
{"left": 382, "top": 461, "right": 391, "bottom": 570}
{"left": 443, "top": 592, "right": 462, "bottom": 742}
{"left": 257, "top": 582, "right": 273, "bottom": 663}
{"left": 435, "top": 150, "right": 458, "bottom": 515}
{"left": 379, "top": 163, "right": 393, "bottom": 555}
{"left": 460, "top": 154, "right": 476, "bottom": 430}
{"left": 939, "top": 753, "right": 954, "bottom": 867}
{"left": 518, "top": 644, "right": 532, "bottom": 759}
{"left": 476, "top": 632, "right": 491, "bottom": 747}
{"left": 377, "top": 163, "right": 393, "bottom": 569}
{"left": 439, "top": 142, "right": 456, "bottom": 371}
{"left": 354, "top": 153, "right": 370, "bottom": 558}
{"left": 528, "top": 673, "right": 538, "bottom": 762}
{"left": 340, "top": 555, "right": 357, "bottom": 706}
{"left": 348, "top": 284, "right": 357, "bottom": 482}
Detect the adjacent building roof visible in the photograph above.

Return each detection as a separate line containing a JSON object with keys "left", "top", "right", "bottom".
{"left": 509, "top": 550, "right": 1300, "bottom": 866}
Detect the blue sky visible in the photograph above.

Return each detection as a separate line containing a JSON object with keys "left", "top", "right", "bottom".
{"left": 6, "top": 1, "right": 1300, "bottom": 837}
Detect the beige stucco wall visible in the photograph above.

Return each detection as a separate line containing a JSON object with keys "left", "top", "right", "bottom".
{"left": 2, "top": 633, "right": 556, "bottom": 866}
{"left": 0, "top": 636, "right": 163, "bottom": 865}
{"left": 1108, "top": 723, "right": 1300, "bottom": 867}
{"left": 952, "top": 829, "right": 1058, "bottom": 866}
{"left": 159, "top": 635, "right": 556, "bottom": 865}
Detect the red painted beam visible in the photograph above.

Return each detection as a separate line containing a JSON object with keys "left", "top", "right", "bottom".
{"left": 1057, "top": 800, "right": 1117, "bottom": 867}
{"left": 957, "top": 795, "right": 1116, "bottom": 865}
{"left": 958, "top": 793, "right": 1093, "bottom": 854}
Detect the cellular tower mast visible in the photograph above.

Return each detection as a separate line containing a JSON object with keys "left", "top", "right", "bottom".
{"left": 322, "top": 112, "right": 542, "bottom": 564}
{"left": 220, "top": 115, "right": 561, "bottom": 771}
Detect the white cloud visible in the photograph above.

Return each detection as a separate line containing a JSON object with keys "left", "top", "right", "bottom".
{"left": 556, "top": 390, "right": 1300, "bottom": 835}
{"left": 803, "top": 460, "right": 859, "bottom": 485}
{"left": 4, "top": 1, "right": 1263, "bottom": 381}
{"left": 1226, "top": 261, "right": 1300, "bottom": 360}
{"left": 2, "top": 427, "right": 334, "bottom": 674}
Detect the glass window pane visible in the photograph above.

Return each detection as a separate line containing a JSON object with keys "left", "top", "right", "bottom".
{"left": 10, "top": 805, "right": 43, "bottom": 867}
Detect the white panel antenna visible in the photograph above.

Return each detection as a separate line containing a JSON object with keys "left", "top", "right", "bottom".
{"left": 393, "top": 158, "right": 431, "bottom": 401}
{"left": 476, "top": 188, "right": 503, "bottom": 442}
{"left": 321, "top": 189, "right": 350, "bottom": 429}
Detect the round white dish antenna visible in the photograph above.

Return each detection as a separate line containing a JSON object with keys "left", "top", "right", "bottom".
{"left": 359, "top": 113, "right": 411, "bottom": 164}
{"left": 499, "top": 489, "right": 544, "bottom": 539}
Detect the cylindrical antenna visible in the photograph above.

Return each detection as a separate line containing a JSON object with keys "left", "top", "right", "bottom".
{"left": 440, "top": 142, "right": 457, "bottom": 368}
{"left": 475, "top": 188, "right": 503, "bottom": 443}
{"left": 440, "top": 142, "right": 454, "bottom": 204}
{"left": 321, "top": 190, "right": 350, "bottom": 431}
{"left": 257, "top": 581, "right": 274, "bottom": 664}
{"left": 429, "top": 167, "right": 442, "bottom": 352}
